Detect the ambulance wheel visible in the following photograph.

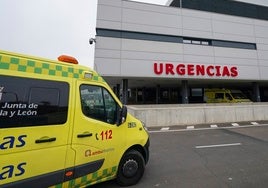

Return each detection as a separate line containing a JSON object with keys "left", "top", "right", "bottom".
{"left": 117, "top": 150, "right": 145, "bottom": 186}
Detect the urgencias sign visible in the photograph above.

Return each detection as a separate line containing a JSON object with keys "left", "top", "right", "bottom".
{"left": 154, "top": 62, "right": 238, "bottom": 77}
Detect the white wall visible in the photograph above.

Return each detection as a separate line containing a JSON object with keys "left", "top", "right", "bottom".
{"left": 95, "top": 0, "right": 268, "bottom": 81}
{"left": 128, "top": 103, "right": 268, "bottom": 127}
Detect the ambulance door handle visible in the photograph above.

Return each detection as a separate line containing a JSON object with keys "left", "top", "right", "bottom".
{"left": 77, "top": 132, "right": 93, "bottom": 138}
{"left": 35, "top": 137, "right": 56, "bottom": 144}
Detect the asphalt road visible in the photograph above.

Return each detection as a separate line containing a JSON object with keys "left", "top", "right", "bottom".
{"left": 91, "top": 123, "right": 268, "bottom": 188}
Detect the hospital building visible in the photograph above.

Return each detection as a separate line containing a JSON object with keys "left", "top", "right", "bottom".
{"left": 94, "top": 0, "right": 268, "bottom": 104}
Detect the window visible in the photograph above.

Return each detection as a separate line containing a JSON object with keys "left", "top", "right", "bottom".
{"left": 231, "top": 92, "right": 247, "bottom": 99}
{"left": 215, "top": 93, "right": 224, "bottom": 99}
{"left": 201, "top": 41, "right": 209, "bottom": 45}
{"left": 171, "top": 0, "right": 268, "bottom": 21}
{"left": 191, "top": 88, "right": 203, "bottom": 97}
{"left": 192, "top": 40, "right": 201, "bottom": 45}
{"left": 0, "top": 75, "right": 69, "bottom": 128}
{"left": 80, "top": 85, "right": 118, "bottom": 124}
{"left": 183, "top": 39, "right": 191, "bottom": 44}
{"left": 183, "top": 37, "right": 210, "bottom": 46}
{"left": 212, "top": 40, "right": 256, "bottom": 50}
{"left": 226, "top": 93, "right": 233, "bottom": 100}
{"left": 97, "top": 28, "right": 257, "bottom": 50}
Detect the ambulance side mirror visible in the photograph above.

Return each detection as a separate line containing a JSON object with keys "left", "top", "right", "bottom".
{"left": 116, "top": 105, "right": 127, "bottom": 126}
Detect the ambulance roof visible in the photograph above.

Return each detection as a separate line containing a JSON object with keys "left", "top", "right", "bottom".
{"left": 0, "top": 50, "right": 104, "bottom": 83}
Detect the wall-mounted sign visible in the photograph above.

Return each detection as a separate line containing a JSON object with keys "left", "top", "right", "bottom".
{"left": 154, "top": 62, "right": 238, "bottom": 77}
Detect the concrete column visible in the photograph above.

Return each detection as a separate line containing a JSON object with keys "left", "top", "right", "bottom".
{"left": 115, "top": 84, "right": 120, "bottom": 98}
{"left": 252, "top": 82, "right": 261, "bottom": 102}
{"left": 156, "top": 85, "right": 160, "bottom": 104}
{"left": 113, "top": 86, "right": 116, "bottom": 95}
{"left": 181, "top": 80, "right": 189, "bottom": 104}
{"left": 142, "top": 87, "right": 146, "bottom": 104}
{"left": 135, "top": 88, "right": 138, "bottom": 103}
{"left": 122, "top": 79, "right": 128, "bottom": 105}
{"left": 168, "top": 88, "right": 171, "bottom": 101}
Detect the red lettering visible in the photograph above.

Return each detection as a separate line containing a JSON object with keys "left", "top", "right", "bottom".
{"left": 176, "top": 64, "right": 185, "bottom": 75}
{"left": 187, "top": 64, "right": 195, "bottom": 75}
{"left": 206, "top": 65, "right": 214, "bottom": 76}
{"left": 196, "top": 65, "right": 205, "bottom": 76}
{"left": 215, "top": 66, "right": 221, "bottom": 76}
{"left": 230, "top": 67, "right": 238, "bottom": 77}
{"left": 166, "top": 64, "right": 175, "bottom": 75}
{"left": 154, "top": 62, "right": 163, "bottom": 75}
{"left": 100, "top": 130, "right": 113, "bottom": 140}
{"left": 153, "top": 62, "right": 239, "bottom": 78}
{"left": 222, "top": 66, "right": 230, "bottom": 76}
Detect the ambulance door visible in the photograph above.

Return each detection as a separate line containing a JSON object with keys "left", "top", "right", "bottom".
{"left": 71, "top": 82, "right": 122, "bottom": 185}
{"left": 0, "top": 75, "right": 70, "bottom": 187}
{"left": 214, "top": 92, "right": 225, "bottom": 103}
{"left": 225, "top": 93, "right": 234, "bottom": 102}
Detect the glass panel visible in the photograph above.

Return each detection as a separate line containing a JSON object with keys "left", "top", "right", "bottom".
{"left": 0, "top": 75, "right": 69, "bottom": 128}
{"left": 80, "top": 85, "right": 118, "bottom": 124}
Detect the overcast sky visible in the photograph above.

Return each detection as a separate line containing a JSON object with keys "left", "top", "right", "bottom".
{"left": 2, "top": 0, "right": 268, "bottom": 68}
{"left": 0, "top": 0, "right": 167, "bottom": 68}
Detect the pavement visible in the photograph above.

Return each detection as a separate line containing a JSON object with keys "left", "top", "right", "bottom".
{"left": 148, "top": 120, "right": 268, "bottom": 133}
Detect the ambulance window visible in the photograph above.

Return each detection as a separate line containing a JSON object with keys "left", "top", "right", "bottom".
{"left": 215, "top": 93, "right": 224, "bottom": 99}
{"left": 0, "top": 75, "right": 69, "bottom": 128}
{"left": 226, "top": 93, "right": 232, "bottom": 100}
{"left": 80, "top": 85, "right": 118, "bottom": 124}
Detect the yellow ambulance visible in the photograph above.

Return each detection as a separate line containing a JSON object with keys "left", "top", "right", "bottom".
{"left": 0, "top": 50, "right": 149, "bottom": 187}
{"left": 204, "top": 88, "right": 251, "bottom": 103}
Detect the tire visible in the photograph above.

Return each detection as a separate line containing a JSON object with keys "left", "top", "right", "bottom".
{"left": 117, "top": 150, "right": 145, "bottom": 186}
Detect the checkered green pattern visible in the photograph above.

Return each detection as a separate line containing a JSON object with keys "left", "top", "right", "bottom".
{"left": 0, "top": 55, "right": 84, "bottom": 79}
{"left": 50, "top": 166, "right": 117, "bottom": 188}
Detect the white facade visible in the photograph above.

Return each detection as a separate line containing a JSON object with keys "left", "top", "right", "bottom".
{"left": 94, "top": 0, "right": 268, "bottom": 103}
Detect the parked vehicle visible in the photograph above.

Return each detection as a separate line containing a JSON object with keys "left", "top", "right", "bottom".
{"left": 204, "top": 88, "right": 251, "bottom": 103}
{"left": 0, "top": 50, "right": 149, "bottom": 187}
